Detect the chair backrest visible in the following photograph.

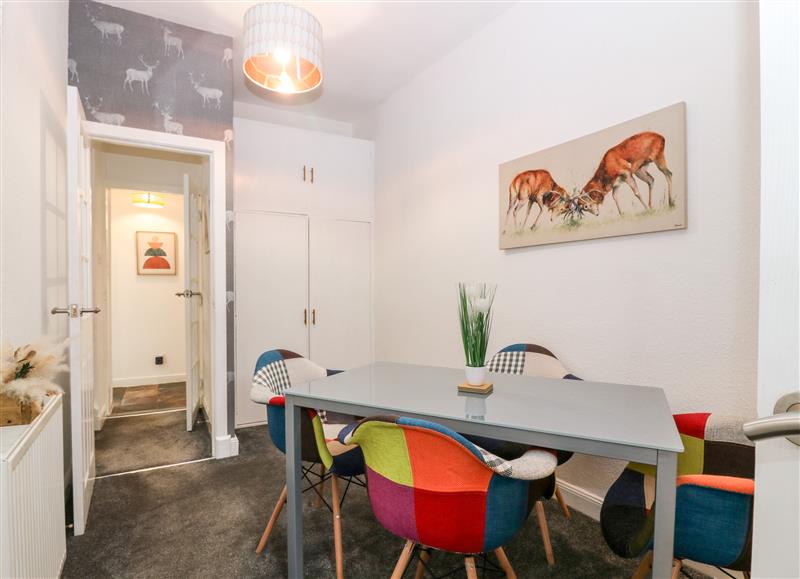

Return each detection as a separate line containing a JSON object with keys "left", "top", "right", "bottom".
{"left": 250, "top": 349, "right": 333, "bottom": 467}
{"left": 487, "top": 343, "right": 580, "bottom": 380}
{"left": 601, "top": 413, "right": 755, "bottom": 565}
{"left": 344, "top": 416, "right": 535, "bottom": 554}
{"left": 627, "top": 413, "right": 754, "bottom": 479}
{"left": 251, "top": 348, "right": 327, "bottom": 402}
{"left": 485, "top": 343, "right": 580, "bottom": 463}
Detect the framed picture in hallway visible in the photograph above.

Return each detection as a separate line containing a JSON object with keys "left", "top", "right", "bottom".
{"left": 499, "top": 102, "right": 687, "bottom": 249}
{"left": 136, "top": 231, "right": 177, "bottom": 275}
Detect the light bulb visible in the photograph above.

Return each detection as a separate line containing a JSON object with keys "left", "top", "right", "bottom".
{"left": 273, "top": 47, "right": 291, "bottom": 65}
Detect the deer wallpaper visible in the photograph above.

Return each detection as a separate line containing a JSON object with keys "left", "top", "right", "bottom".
{"left": 68, "top": 0, "right": 233, "bottom": 142}
{"left": 499, "top": 102, "right": 687, "bottom": 249}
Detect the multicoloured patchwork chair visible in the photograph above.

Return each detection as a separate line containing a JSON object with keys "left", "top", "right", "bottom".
{"left": 250, "top": 349, "right": 365, "bottom": 579}
{"left": 340, "top": 415, "right": 558, "bottom": 578}
{"left": 600, "top": 413, "right": 755, "bottom": 578}
{"left": 474, "top": 342, "right": 583, "bottom": 564}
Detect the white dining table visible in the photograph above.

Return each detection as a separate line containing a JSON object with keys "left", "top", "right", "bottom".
{"left": 283, "top": 361, "right": 683, "bottom": 578}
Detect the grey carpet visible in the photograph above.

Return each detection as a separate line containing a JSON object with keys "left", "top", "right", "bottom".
{"left": 95, "top": 411, "right": 211, "bottom": 476}
{"left": 65, "top": 426, "right": 709, "bottom": 578}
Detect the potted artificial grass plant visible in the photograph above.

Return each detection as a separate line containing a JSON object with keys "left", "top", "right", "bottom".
{"left": 457, "top": 282, "right": 496, "bottom": 386}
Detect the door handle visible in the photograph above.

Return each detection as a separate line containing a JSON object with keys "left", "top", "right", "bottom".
{"left": 743, "top": 392, "right": 800, "bottom": 445}
{"left": 175, "top": 290, "right": 202, "bottom": 298}
{"left": 303, "top": 165, "right": 307, "bottom": 182}
{"left": 311, "top": 308, "right": 316, "bottom": 325}
{"left": 310, "top": 167, "right": 314, "bottom": 184}
{"left": 304, "top": 308, "right": 308, "bottom": 326}
{"left": 51, "top": 304, "right": 79, "bottom": 317}
{"left": 51, "top": 304, "right": 100, "bottom": 318}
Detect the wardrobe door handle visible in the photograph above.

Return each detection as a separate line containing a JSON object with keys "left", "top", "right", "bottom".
{"left": 303, "top": 165, "right": 307, "bottom": 182}
{"left": 304, "top": 308, "right": 308, "bottom": 325}
{"left": 311, "top": 309, "right": 316, "bottom": 325}
{"left": 310, "top": 167, "right": 314, "bottom": 184}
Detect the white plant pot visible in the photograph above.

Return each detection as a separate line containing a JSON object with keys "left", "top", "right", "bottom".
{"left": 465, "top": 365, "right": 487, "bottom": 386}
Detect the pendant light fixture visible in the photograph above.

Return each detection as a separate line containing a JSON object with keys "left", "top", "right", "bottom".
{"left": 243, "top": 2, "right": 323, "bottom": 95}
{"left": 131, "top": 192, "right": 165, "bottom": 209}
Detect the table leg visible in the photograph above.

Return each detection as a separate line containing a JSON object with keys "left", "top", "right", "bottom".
{"left": 652, "top": 450, "right": 677, "bottom": 579}
{"left": 286, "top": 400, "right": 304, "bottom": 577}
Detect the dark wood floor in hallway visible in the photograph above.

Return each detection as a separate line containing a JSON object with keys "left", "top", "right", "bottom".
{"left": 111, "top": 382, "right": 186, "bottom": 416}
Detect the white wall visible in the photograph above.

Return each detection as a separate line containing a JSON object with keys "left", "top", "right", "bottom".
{"left": 0, "top": 2, "right": 69, "bottom": 356}
{"left": 0, "top": 1, "right": 70, "bottom": 475}
{"left": 108, "top": 189, "right": 186, "bottom": 387}
{"left": 235, "top": 102, "right": 354, "bottom": 138}
{"left": 368, "top": 1, "right": 760, "bottom": 497}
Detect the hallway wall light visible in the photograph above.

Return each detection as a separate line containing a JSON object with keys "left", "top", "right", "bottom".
{"left": 132, "top": 192, "right": 165, "bottom": 209}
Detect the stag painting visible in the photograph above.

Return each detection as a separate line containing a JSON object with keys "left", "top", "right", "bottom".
{"left": 503, "top": 170, "right": 570, "bottom": 233}
{"left": 580, "top": 132, "right": 674, "bottom": 216}
{"left": 499, "top": 102, "right": 686, "bottom": 249}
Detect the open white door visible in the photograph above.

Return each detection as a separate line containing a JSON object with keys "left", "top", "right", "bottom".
{"left": 64, "top": 87, "right": 97, "bottom": 536}
{"left": 181, "top": 174, "right": 202, "bottom": 431}
{"left": 745, "top": 3, "right": 800, "bottom": 578}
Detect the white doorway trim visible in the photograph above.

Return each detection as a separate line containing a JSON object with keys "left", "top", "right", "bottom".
{"left": 83, "top": 119, "right": 235, "bottom": 459}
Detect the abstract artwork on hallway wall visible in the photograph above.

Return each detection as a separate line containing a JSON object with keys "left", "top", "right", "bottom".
{"left": 137, "top": 231, "right": 177, "bottom": 275}
{"left": 499, "top": 102, "right": 687, "bottom": 249}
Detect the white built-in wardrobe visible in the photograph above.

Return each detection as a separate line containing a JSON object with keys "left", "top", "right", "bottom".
{"left": 234, "top": 118, "right": 374, "bottom": 426}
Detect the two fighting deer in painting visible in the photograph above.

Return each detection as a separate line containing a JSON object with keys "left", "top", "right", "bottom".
{"left": 504, "top": 131, "right": 675, "bottom": 233}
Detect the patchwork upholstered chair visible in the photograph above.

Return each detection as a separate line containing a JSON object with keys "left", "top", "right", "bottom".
{"left": 340, "top": 415, "right": 558, "bottom": 578}
{"left": 250, "top": 349, "right": 364, "bottom": 579}
{"left": 601, "top": 413, "right": 755, "bottom": 579}
{"left": 478, "top": 342, "right": 583, "bottom": 564}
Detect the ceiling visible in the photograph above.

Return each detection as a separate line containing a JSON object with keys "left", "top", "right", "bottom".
{"left": 103, "top": 1, "right": 513, "bottom": 124}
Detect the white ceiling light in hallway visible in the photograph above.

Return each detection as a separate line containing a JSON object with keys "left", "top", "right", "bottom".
{"left": 243, "top": 2, "right": 323, "bottom": 94}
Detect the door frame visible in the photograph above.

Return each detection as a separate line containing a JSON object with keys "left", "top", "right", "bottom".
{"left": 83, "top": 117, "right": 234, "bottom": 459}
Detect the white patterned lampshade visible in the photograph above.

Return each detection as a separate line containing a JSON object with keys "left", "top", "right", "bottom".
{"left": 243, "top": 2, "right": 323, "bottom": 94}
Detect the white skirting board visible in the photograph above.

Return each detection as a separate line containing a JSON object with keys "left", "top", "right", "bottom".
{"left": 556, "top": 479, "right": 603, "bottom": 521}
{"left": 213, "top": 434, "right": 239, "bottom": 459}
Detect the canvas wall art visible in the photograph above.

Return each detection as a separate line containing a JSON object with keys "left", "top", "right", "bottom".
{"left": 137, "top": 231, "right": 177, "bottom": 275}
{"left": 499, "top": 102, "right": 687, "bottom": 249}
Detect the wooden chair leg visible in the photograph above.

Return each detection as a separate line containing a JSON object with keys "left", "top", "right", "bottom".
{"left": 331, "top": 475, "right": 344, "bottom": 579}
{"left": 414, "top": 547, "right": 431, "bottom": 579}
{"left": 315, "top": 463, "right": 326, "bottom": 508}
{"left": 555, "top": 485, "right": 571, "bottom": 519}
{"left": 255, "top": 485, "right": 288, "bottom": 554}
{"left": 391, "top": 540, "right": 415, "bottom": 579}
{"left": 464, "top": 557, "right": 478, "bottom": 579}
{"left": 494, "top": 547, "right": 517, "bottom": 579}
{"left": 631, "top": 550, "right": 653, "bottom": 579}
{"left": 671, "top": 559, "right": 681, "bottom": 579}
{"left": 534, "top": 501, "right": 555, "bottom": 566}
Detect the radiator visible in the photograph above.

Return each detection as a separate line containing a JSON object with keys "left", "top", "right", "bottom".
{"left": 0, "top": 394, "right": 67, "bottom": 578}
